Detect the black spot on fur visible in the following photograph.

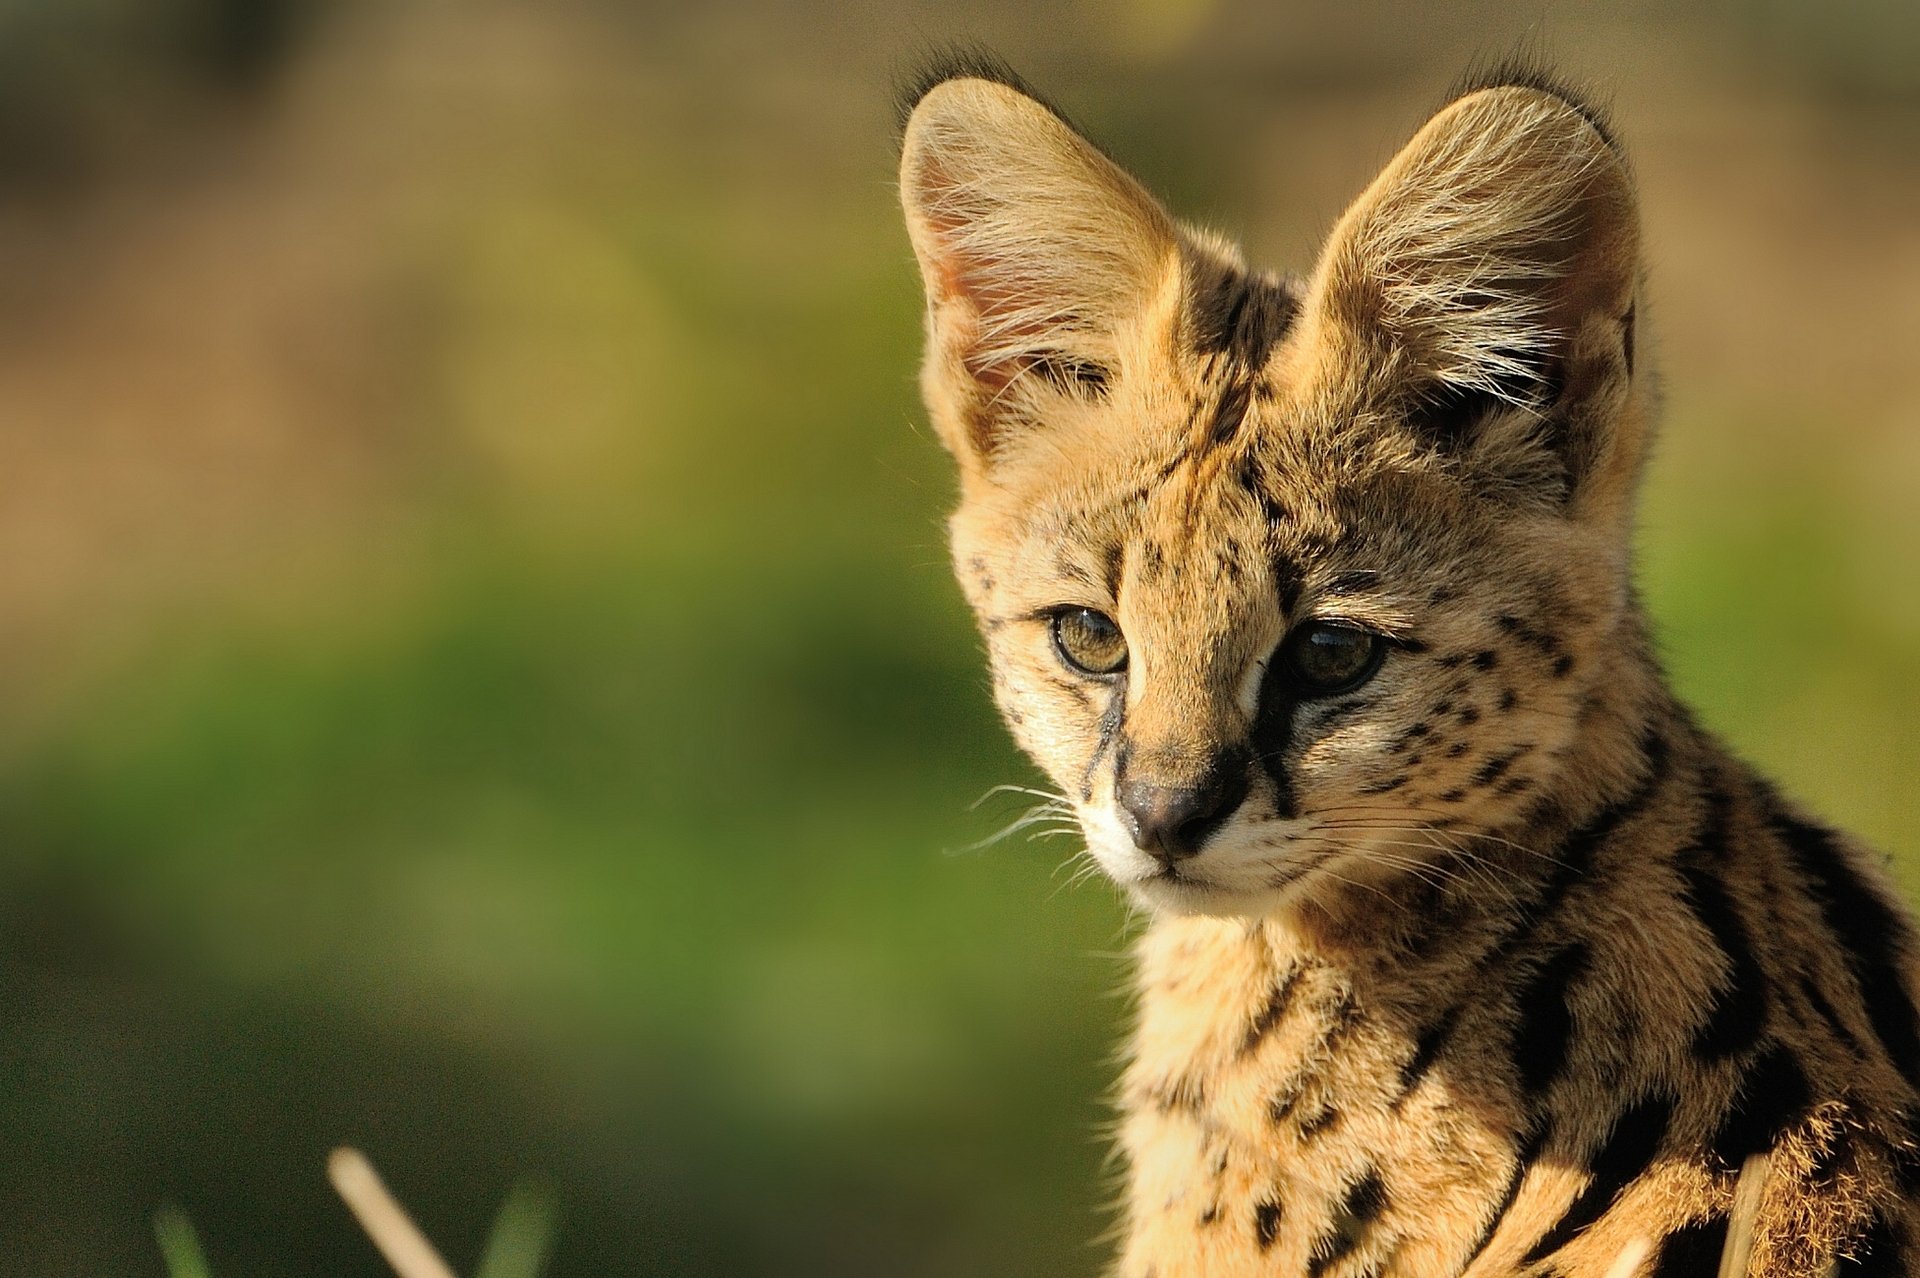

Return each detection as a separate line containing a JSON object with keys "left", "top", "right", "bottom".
{"left": 1474, "top": 747, "right": 1527, "bottom": 788}
{"left": 1472, "top": 649, "right": 1499, "bottom": 671}
{"left": 1253, "top": 1199, "right": 1283, "bottom": 1249}
{"left": 1299, "top": 1103, "right": 1340, "bottom": 1139}
{"left": 1272, "top": 555, "right": 1305, "bottom": 617}
{"left": 1512, "top": 943, "right": 1590, "bottom": 1101}
{"left": 1772, "top": 807, "right": 1920, "bottom": 1093}
{"left": 1709, "top": 1043, "right": 1810, "bottom": 1168}
{"left": 1681, "top": 791, "right": 1769, "bottom": 1060}
{"left": 1650, "top": 1217, "right": 1730, "bottom": 1277}
{"left": 1557, "top": 727, "right": 1668, "bottom": 874}
{"left": 1522, "top": 1091, "right": 1674, "bottom": 1264}
{"left": 1398, "top": 1005, "right": 1461, "bottom": 1098}
{"left": 1306, "top": 1172, "right": 1387, "bottom": 1277}
{"left": 1551, "top": 653, "right": 1575, "bottom": 678}
{"left": 1242, "top": 967, "right": 1304, "bottom": 1056}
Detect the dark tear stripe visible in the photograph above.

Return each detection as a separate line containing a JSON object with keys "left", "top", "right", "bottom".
{"left": 1709, "top": 1043, "right": 1810, "bottom": 1168}
{"left": 1079, "top": 682, "right": 1127, "bottom": 801}
{"left": 1836, "top": 1214, "right": 1905, "bottom": 1276}
{"left": 1458, "top": 1124, "right": 1550, "bottom": 1270}
{"left": 1511, "top": 943, "right": 1591, "bottom": 1101}
{"left": 1305, "top": 1171, "right": 1388, "bottom": 1278}
{"left": 1520, "top": 1091, "right": 1675, "bottom": 1265}
{"left": 1680, "top": 788, "right": 1770, "bottom": 1060}
{"left": 1241, "top": 965, "right": 1305, "bottom": 1056}
{"left": 1253, "top": 667, "right": 1300, "bottom": 821}
{"left": 1253, "top": 1199, "right": 1283, "bottom": 1250}
{"left": 1649, "top": 1217, "right": 1730, "bottom": 1277}
{"left": 1771, "top": 807, "right": 1920, "bottom": 1094}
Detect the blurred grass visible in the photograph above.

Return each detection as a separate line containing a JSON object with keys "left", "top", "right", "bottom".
{"left": 0, "top": 1, "right": 1914, "bottom": 1275}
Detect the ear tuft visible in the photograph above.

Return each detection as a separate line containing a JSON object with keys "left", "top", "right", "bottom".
{"left": 1445, "top": 54, "right": 1620, "bottom": 154}
{"left": 894, "top": 46, "right": 1068, "bottom": 141}
{"left": 899, "top": 68, "right": 1177, "bottom": 467}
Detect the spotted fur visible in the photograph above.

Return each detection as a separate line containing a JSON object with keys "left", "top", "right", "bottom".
{"left": 898, "top": 55, "right": 1920, "bottom": 1277}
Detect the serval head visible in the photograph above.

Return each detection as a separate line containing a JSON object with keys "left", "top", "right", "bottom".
{"left": 899, "top": 58, "right": 1647, "bottom": 919}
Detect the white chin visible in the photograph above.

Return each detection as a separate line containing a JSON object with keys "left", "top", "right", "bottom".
{"left": 1126, "top": 870, "right": 1287, "bottom": 919}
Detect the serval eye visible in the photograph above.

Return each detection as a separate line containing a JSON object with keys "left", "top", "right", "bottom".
{"left": 1050, "top": 607, "right": 1128, "bottom": 677}
{"left": 1284, "top": 622, "right": 1383, "bottom": 695}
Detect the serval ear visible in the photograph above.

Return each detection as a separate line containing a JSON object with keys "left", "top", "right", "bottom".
{"left": 1299, "top": 79, "right": 1643, "bottom": 517}
{"left": 899, "top": 67, "right": 1178, "bottom": 478}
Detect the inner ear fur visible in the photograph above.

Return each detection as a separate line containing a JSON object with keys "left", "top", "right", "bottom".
{"left": 899, "top": 76, "right": 1178, "bottom": 472}
{"left": 1301, "top": 85, "right": 1642, "bottom": 508}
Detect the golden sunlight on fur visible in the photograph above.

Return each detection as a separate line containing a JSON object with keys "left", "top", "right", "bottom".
{"left": 899, "top": 55, "right": 1919, "bottom": 1278}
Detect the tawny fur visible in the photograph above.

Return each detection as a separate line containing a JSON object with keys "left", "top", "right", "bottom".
{"left": 899, "top": 62, "right": 1920, "bottom": 1277}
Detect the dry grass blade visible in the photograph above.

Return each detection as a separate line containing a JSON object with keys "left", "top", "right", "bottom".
{"left": 328, "top": 1147, "right": 461, "bottom": 1278}
{"left": 1718, "top": 1151, "right": 1770, "bottom": 1278}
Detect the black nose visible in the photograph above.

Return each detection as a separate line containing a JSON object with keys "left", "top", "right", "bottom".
{"left": 1117, "top": 768, "right": 1247, "bottom": 863}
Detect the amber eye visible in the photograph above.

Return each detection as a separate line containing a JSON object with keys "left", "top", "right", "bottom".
{"left": 1050, "top": 608, "right": 1128, "bottom": 676}
{"left": 1283, "top": 622, "right": 1383, "bottom": 695}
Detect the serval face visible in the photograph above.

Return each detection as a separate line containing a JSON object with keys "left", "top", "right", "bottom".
{"left": 902, "top": 74, "right": 1644, "bottom": 917}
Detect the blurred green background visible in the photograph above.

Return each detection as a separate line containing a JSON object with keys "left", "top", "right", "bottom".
{"left": 0, "top": 1, "right": 1914, "bottom": 1273}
